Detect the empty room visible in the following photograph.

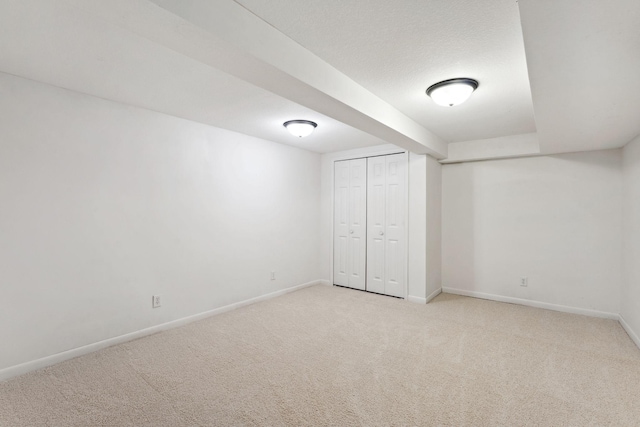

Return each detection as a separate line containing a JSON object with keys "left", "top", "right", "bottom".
{"left": 1, "top": 0, "right": 639, "bottom": 425}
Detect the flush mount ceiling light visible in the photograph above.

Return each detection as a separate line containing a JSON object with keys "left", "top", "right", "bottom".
{"left": 283, "top": 120, "right": 317, "bottom": 138}
{"left": 426, "top": 78, "right": 479, "bottom": 107}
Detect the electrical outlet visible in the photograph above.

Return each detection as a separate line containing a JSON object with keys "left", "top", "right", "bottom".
{"left": 270, "top": 271, "right": 276, "bottom": 281}
{"left": 520, "top": 277, "right": 528, "bottom": 287}
{"left": 152, "top": 295, "right": 162, "bottom": 308}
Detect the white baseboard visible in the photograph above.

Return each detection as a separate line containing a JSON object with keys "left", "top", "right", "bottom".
{"left": 318, "top": 279, "right": 332, "bottom": 286}
{"left": 426, "top": 287, "right": 442, "bottom": 304}
{"left": 619, "top": 315, "right": 640, "bottom": 350}
{"left": 441, "top": 287, "right": 619, "bottom": 320}
{"left": 407, "top": 288, "right": 442, "bottom": 305}
{"left": 407, "top": 295, "right": 427, "bottom": 304}
{"left": 0, "top": 280, "right": 324, "bottom": 383}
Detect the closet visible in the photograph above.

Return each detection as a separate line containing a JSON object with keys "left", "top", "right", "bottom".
{"left": 333, "top": 153, "right": 406, "bottom": 298}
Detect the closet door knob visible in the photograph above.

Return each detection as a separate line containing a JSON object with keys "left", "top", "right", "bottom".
{"left": 350, "top": 230, "right": 354, "bottom": 234}
{"left": 379, "top": 231, "right": 384, "bottom": 236}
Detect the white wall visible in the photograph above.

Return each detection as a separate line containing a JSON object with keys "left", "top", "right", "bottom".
{"left": 0, "top": 72, "right": 321, "bottom": 373}
{"left": 621, "top": 135, "right": 640, "bottom": 345}
{"left": 426, "top": 155, "right": 442, "bottom": 299}
{"left": 442, "top": 150, "right": 622, "bottom": 316}
{"left": 407, "top": 153, "right": 427, "bottom": 301}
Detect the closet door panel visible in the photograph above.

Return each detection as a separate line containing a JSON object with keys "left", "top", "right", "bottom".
{"left": 366, "top": 156, "right": 386, "bottom": 294}
{"left": 347, "top": 158, "right": 367, "bottom": 290}
{"left": 333, "top": 161, "right": 350, "bottom": 286}
{"left": 384, "top": 154, "right": 406, "bottom": 298}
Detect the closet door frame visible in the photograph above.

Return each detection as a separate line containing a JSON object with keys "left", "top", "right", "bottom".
{"left": 331, "top": 150, "right": 409, "bottom": 299}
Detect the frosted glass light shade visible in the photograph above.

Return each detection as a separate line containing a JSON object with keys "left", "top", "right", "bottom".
{"left": 283, "top": 120, "right": 317, "bottom": 137}
{"left": 426, "top": 78, "right": 478, "bottom": 107}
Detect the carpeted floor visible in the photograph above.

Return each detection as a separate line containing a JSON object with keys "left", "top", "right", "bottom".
{"left": 1, "top": 285, "right": 639, "bottom": 426}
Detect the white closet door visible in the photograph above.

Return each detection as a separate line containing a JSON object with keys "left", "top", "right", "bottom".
{"left": 348, "top": 159, "right": 367, "bottom": 290}
{"left": 366, "top": 154, "right": 406, "bottom": 297}
{"left": 383, "top": 154, "right": 406, "bottom": 298}
{"left": 366, "top": 156, "right": 386, "bottom": 294}
{"left": 333, "top": 159, "right": 367, "bottom": 290}
{"left": 333, "top": 161, "right": 350, "bottom": 287}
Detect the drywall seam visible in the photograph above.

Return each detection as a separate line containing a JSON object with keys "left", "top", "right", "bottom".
{"left": 442, "top": 287, "right": 619, "bottom": 320}
{"left": 619, "top": 315, "right": 640, "bottom": 350}
{"left": 426, "top": 287, "right": 442, "bottom": 304}
{"left": 0, "top": 280, "right": 325, "bottom": 383}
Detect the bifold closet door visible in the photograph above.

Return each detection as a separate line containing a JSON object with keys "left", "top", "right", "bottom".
{"left": 366, "top": 154, "right": 406, "bottom": 298}
{"left": 333, "top": 158, "right": 367, "bottom": 290}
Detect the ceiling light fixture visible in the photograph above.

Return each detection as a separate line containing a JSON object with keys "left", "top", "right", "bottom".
{"left": 426, "top": 78, "right": 479, "bottom": 107}
{"left": 283, "top": 120, "right": 317, "bottom": 138}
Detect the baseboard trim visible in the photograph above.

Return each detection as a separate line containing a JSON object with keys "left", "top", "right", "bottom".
{"left": 441, "top": 287, "right": 619, "bottom": 320}
{"left": 0, "top": 280, "right": 324, "bottom": 382}
{"left": 619, "top": 315, "right": 640, "bottom": 350}
{"left": 318, "top": 279, "right": 332, "bottom": 286}
{"left": 407, "top": 295, "right": 427, "bottom": 304}
{"left": 426, "top": 287, "right": 442, "bottom": 304}
{"left": 407, "top": 288, "right": 443, "bottom": 305}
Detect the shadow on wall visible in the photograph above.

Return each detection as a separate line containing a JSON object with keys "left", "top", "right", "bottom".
{"left": 442, "top": 163, "right": 477, "bottom": 291}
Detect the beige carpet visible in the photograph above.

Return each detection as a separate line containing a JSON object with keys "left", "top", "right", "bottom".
{"left": 1, "top": 285, "right": 639, "bottom": 426}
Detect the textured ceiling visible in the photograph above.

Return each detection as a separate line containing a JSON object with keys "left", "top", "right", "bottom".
{"left": 234, "top": 0, "right": 537, "bottom": 143}
{"left": 2, "top": 0, "right": 637, "bottom": 159}
{"left": 0, "top": 0, "right": 386, "bottom": 154}
{"left": 519, "top": 0, "right": 640, "bottom": 154}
